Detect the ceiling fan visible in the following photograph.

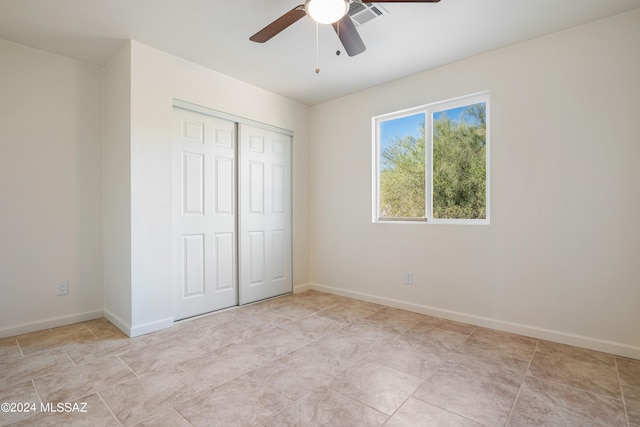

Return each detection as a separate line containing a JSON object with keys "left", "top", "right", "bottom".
{"left": 250, "top": 0, "right": 441, "bottom": 57}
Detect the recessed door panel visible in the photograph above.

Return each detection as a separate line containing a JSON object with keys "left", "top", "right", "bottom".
{"left": 183, "top": 234, "right": 205, "bottom": 297}
{"left": 271, "top": 229, "right": 285, "bottom": 280}
{"left": 249, "top": 135, "right": 264, "bottom": 152}
{"left": 214, "top": 232, "right": 234, "bottom": 292}
{"left": 272, "top": 164, "right": 285, "bottom": 214}
{"left": 249, "top": 162, "right": 264, "bottom": 214}
{"left": 182, "top": 152, "right": 205, "bottom": 215}
{"left": 215, "top": 129, "right": 233, "bottom": 148}
{"left": 248, "top": 231, "right": 265, "bottom": 286}
{"left": 183, "top": 120, "right": 204, "bottom": 143}
{"left": 215, "top": 157, "right": 234, "bottom": 215}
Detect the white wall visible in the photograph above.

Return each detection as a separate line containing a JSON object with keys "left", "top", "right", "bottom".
{"left": 102, "top": 43, "right": 132, "bottom": 332}
{"left": 0, "top": 40, "right": 104, "bottom": 337}
{"left": 126, "top": 41, "right": 310, "bottom": 335}
{"left": 308, "top": 9, "right": 640, "bottom": 358}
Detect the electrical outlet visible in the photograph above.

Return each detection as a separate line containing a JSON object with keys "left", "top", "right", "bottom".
{"left": 56, "top": 280, "right": 68, "bottom": 296}
{"left": 404, "top": 272, "right": 413, "bottom": 285}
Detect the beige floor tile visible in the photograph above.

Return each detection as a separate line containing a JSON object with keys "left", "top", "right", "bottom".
{"left": 180, "top": 343, "right": 269, "bottom": 389}
{"left": 238, "top": 326, "right": 312, "bottom": 359}
{"left": 15, "top": 324, "right": 97, "bottom": 356}
{"left": 0, "top": 348, "right": 73, "bottom": 388}
{"left": 81, "top": 318, "right": 128, "bottom": 339}
{"left": 536, "top": 340, "right": 615, "bottom": 364}
{"left": 414, "top": 351, "right": 526, "bottom": 426}
{"left": 291, "top": 290, "right": 347, "bottom": 309}
{"left": 399, "top": 323, "right": 470, "bottom": 358}
{"left": 328, "top": 361, "right": 423, "bottom": 415}
{"left": 245, "top": 295, "right": 298, "bottom": 313}
{"left": 0, "top": 380, "right": 40, "bottom": 426}
{"left": 617, "top": 356, "right": 640, "bottom": 388}
{"left": 265, "top": 301, "right": 320, "bottom": 320}
{"left": 528, "top": 352, "right": 621, "bottom": 398}
{"left": 246, "top": 350, "right": 341, "bottom": 400}
{"left": 623, "top": 385, "right": 640, "bottom": 425}
{"left": 10, "top": 393, "right": 119, "bottom": 427}
{"left": 418, "top": 316, "right": 477, "bottom": 335}
{"left": 243, "top": 308, "right": 295, "bottom": 326}
{"left": 508, "top": 376, "right": 627, "bottom": 426}
{"left": 100, "top": 366, "right": 205, "bottom": 426}
{"left": 294, "top": 332, "right": 375, "bottom": 369}
{"left": 142, "top": 319, "right": 217, "bottom": 347}
{"left": 134, "top": 407, "right": 193, "bottom": 426}
{"left": 34, "top": 354, "right": 136, "bottom": 403}
{"left": 334, "top": 320, "right": 397, "bottom": 346}
{"left": 0, "top": 338, "right": 21, "bottom": 362}
{"left": 457, "top": 328, "right": 537, "bottom": 362}
{"left": 175, "top": 376, "right": 289, "bottom": 426}
{"left": 63, "top": 333, "right": 147, "bottom": 366}
{"left": 278, "top": 314, "right": 346, "bottom": 341}
{"left": 316, "top": 302, "right": 382, "bottom": 323}
{"left": 191, "top": 317, "right": 276, "bottom": 352}
{"left": 181, "top": 306, "right": 241, "bottom": 329}
{"left": 262, "top": 386, "right": 388, "bottom": 427}
{"left": 363, "top": 338, "right": 448, "bottom": 379}
{"left": 117, "top": 337, "right": 205, "bottom": 376}
{"left": 362, "top": 307, "right": 425, "bottom": 334}
{"left": 229, "top": 301, "right": 274, "bottom": 317}
{"left": 385, "top": 397, "right": 484, "bottom": 427}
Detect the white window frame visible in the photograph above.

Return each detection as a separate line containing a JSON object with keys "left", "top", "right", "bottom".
{"left": 372, "top": 92, "right": 490, "bottom": 225}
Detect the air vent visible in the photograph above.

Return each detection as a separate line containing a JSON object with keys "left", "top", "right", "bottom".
{"left": 348, "top": 2, "right": 389, "bottom": 27}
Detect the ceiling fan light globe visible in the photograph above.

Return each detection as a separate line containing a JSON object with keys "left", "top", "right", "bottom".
{"left": 304, "top": 0, "right": 349, "bottom": 25}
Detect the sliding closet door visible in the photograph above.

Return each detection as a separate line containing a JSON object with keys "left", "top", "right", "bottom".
{"left": 239, "top": 124, "right": 292, "bottom": 304}
{"left": 172, "top": 108, "right": 238, "bottom": 320}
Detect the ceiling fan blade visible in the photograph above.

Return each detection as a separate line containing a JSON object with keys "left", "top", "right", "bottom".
{"left": 250, "top": 5, "right": 306, "bottom": 43}
{"left": 332, "top": 15, "right": 366, "bottom": 57}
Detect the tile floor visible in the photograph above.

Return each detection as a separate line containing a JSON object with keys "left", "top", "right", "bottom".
{"left": 0, "top": 290, "right": 638, "bottom": 426}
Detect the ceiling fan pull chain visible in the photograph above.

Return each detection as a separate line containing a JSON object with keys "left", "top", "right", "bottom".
{"left": 336, "top": 20, "right": 341, "bottom": 56}
{"left": 315, "top": 21, "right": 320, "bottom": 73}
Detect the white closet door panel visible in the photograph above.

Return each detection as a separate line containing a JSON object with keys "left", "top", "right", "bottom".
{"left": 239, "top": 124, "right": 292, "bottom": 304}
{"left": 173, "top": 108, "right": 237, "bottom": 320}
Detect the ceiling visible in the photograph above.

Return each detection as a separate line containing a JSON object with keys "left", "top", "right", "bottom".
{"left": 1, "top": 0, "right": 638, "bottom": 105}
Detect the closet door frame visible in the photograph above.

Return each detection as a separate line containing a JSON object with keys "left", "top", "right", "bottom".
{"left": 173, "top": 100, "right": 293, "bottom": 139}
{"left": 172, "top": 99, "right": 294, "bottom": 311}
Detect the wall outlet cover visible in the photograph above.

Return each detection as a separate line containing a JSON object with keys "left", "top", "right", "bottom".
{"left": 56, "top": 280, "right": 68, "bottom": 296}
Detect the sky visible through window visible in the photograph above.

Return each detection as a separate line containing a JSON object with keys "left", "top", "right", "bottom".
{"left": 380, "top": 106, "right": 467, "bottom": 151}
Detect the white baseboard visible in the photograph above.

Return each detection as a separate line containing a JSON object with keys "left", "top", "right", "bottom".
{"left": 0, "top": 310, "right": 104, "bottom": 339}
{"left": 294, "top": 282, "right": 313, "bottom": 293}
{"left": 310, "top": 282, "right": 640, "bottom": 360}
{"left": 104, "top": 309, "right": 173, "bottom": 338}
{"left": 129, "top": 317, "right": 174, "bottom": 338}
{"left": 103, "top": 308, "right": 132, "bottom": 337}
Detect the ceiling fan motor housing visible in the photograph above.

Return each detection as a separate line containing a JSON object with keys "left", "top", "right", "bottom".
{"left": 304, "top": 0, "right": 350, "bottom": 24}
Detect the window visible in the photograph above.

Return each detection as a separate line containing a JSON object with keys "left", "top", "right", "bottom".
{"left": 373, "top": 93, "right": 489, "bottom": 224}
